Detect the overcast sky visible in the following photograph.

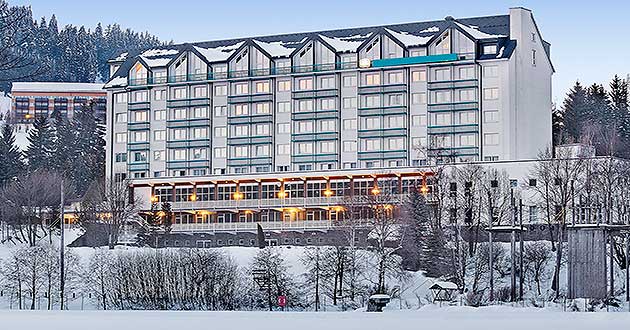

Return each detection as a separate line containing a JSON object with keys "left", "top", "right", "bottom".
{"left": 10, "top": 0, "right": 630, "bottom": 103}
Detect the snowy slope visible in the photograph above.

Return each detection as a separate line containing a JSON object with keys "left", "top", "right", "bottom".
{"left": 0, "top": 94, "right": 10, "bottom": 118}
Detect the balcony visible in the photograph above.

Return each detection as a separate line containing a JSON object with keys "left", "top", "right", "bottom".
{"left": 428, "top": 79, "right": 478, "bottom": 90}
{"left": 357, "top": 149, "right": 407, "bottom": 161}
{"left": 357, "top": 105, "right": 407, "bottom": 116}
{"left": 128, "top": 162, "right": 150, "bottom": 171}
{"left": 167, "top": 159, "right": 210, "bottom": 170}
{"left": 427, "top": 124, "right": 479, "bottom": 135}
{"left": 227, "top": 156, "right": 272, "bottom": 167}
{"left": 127, "top": 142, "right": 150, "bottom": 151}
{"left": 170, "top": 219, "right": 339, "bottom": 233}
{"left": 291, "top": 109, "right": 339, "bottom": 121}
{"left": 357, "top": 128, "right": 407, "bottom": 138}
{"left": 427, "top": 101, "right": 479, "bottom": 112}
{"left": 227, "top": 93, "right": 273, "bottom": 104}
{"left": 427, "top": 146, "right": 479, "bottom": 157}
{"left": 127, "top": 122, "right": 150, "bottom": 131}
{"left": 291, "top": 89, "right": 339, "bottom": 99}
{"left": 358, "top": 84, "right": 407, "bottom": 95}
{"left": 291, "top": 153, "right": 338, "bottom": 163}
{"left": 128, "top": 102, "right": 150, "bottom": 111}
{"left": 291, "top": 132, "right": 339, "bottom": 142}
{"left": 227, "top": 114, "right": 273, "bottom": 125}
{"left": 227, "top": 136, "right": 272, "bottom": 146}
{"left": 166, "top": 118, "right": 211, "bottom": 128}
{"left": 167, "top": 98, "right": 210, "bottom": 108}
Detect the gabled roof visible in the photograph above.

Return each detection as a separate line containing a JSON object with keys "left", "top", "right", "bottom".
{"left": 106, "top": 14, "right": 516, "bottom": 87}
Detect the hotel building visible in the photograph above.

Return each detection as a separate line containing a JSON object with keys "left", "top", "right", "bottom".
{"left": 104, "top": 7, "right": 553, "bottom": 245}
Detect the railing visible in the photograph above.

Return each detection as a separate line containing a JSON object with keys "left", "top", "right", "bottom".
{"left": 427, "top": 101, "right": 479, "bottom": 112}
{"left": 170, "top": 220, "right": 343, "bottom": 233}
{"left": 428, "top": 79, "right": 478, "bottom": 90}
{"left": 427, "top": 124, "right": 479, "bottom": 135}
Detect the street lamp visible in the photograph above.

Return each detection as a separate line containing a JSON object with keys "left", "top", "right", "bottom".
{"left": 233, "top": 191, "right": 244, "bottom": 200}
{"left": 371, "top": 186, "right": 381, "bottom": 196}
{"left": 323, "top": 189, "right": 334, "bottom": 197}
{"left": 189, "top": 193, "right": 197, "bottom": 202}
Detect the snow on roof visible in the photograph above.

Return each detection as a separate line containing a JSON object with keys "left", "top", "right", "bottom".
{"left": 141, "top": 48, "right": 179, "bottom": 57}
{"left": 11, "top": 82, "right": 105, "bottom": 93}
{"left": 111, "top": 52, "right": 128, "bottom": 62}
{"left": 319, "top": 34, "right": 363, "bottom": 53}
{"left": 194, "top": 41, "right": 245, "bottom": 63}
{"left": 385, "top": 28, "right": 433, "bottom": 47}
{"left": 430, "top": 281, "right": 459, "bottom": 290}
{"left": 497, "top": 46, "right": 505, "bottom": 58}
{"left": 104, "top": 76, "right": 128, "bottom": 89}
{"left": 140, "top": 56, "right": 171, "bottom": 68}
{"left": 253, "top": 40, "right": 294, "bottom": 58}
{"left": 455, "top": 22, "right": 505, "bottom": 39}
{"left": 419, "top": 26, "right": 440, "bottom": 33}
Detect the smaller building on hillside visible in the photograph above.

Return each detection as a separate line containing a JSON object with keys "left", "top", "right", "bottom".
{"left": 10, "top": 82, "right": 106, "bottom": 124}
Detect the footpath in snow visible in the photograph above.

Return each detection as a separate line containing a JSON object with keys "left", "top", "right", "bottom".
{"left": 1, "top": 306, "right": 630, "bottom": 330}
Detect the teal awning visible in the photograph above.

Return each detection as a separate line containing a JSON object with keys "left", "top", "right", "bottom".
{"left": 371, "top": 53, "right": 459, "bottom": 68}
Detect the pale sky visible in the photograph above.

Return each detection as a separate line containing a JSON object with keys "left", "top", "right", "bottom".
{"left": 10, "top": 0, "right": 630, "bottom": 103}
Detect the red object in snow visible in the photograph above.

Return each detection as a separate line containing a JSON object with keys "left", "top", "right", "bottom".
{"left": 277, "top": 295, "right": 286, "bottom": 307}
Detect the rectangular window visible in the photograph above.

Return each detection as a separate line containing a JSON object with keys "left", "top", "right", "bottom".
{"left": 459, "top": 67, "right": 475, "bottom": 80}
{"left": 434, "top": 68, "right": 450, "bottom": 81}
{"left": 459, "top": 89, "right": 476, "bottom": 102}
{"left": 343, "top": 140, "right": 357, "bottom": 152}
{"left": 115, "top": 113, "right": 127, "bottom": 123}
{"left": 411, "top": 70, "right": 427, "bottom": 82}
{"left": 192, "top": 127, "right": 207, "bottom": 139}
{"left": 134, "top": 91, "right": 148, "bottom": 102}
{"left": 411, "top": 92, "right": 427, "bottom": 105}
{"left": 343, "top": 97, "right": 357, "bottom": 109}
{"left": 254, "top": 124, "right": 270, "bottom": 136}
{"left": 386, "top": 115, "right": 404, "bottom": 129}
{"left": 278, "top": 80, "right": 291, "bottom": 92}
{"left": 234, "top": 83, "right": 249, "bottom": 95}
{"left": 115, "top": 153, "right": 127, "bottom": 163}
{"left": 133, "top": 131, "right": 147, "bottom": 142}
{"left": 277, "top": 144, "right": 290, "bottom": 155}
{"left": 363, "top": 116, "right": 381, "bottom": 129}
{"left": 483, "top": 88, "right": 499, "bottom": 100}
{"left": 459, "top": 111, "right": 477, "bottom": 124}
{"left": 233, "top": 146, "right": 249, "bottom": 157}
{"left": 277, "top": 123, "right": 290, "bottom": 134}
{"left": 191, "top": 148, "right": 207, "bottom": 160}
{"left": 133, "top": 151, "right": 147, "bottom": 162}
{"left": 193, "top": 107, "right": 207, "bottom": 118}
{"left": 296, "top": 142, "right": 313, "bottom": 154}
{"left": 298, "top": 78, "right": 313, "bottom": 90}
{"left": 483, "top": 45, "right": 497, "bottom": 54}
{"left": 343, "top": 75, "right": 357, "bottom": 87}
{"left": 365, "top": 73, "right": 380, "bottom": 86}
{"left": 153, "top": 89, "right": 166, "bottom": 101}
{"left": 435, "top": 91, "right": 451, "bottom": 104}
{"left": 387, "top": 71, "right": 403, "bottom": 84}
{"left": 172, "top": 128, "right": 186, "bottom": 140}
{"left": 298, "top": 100, "right": 314, "bottom": 112}
{"left": 363, "top": 139, "right": 381, "bottom": 151}
{"left": 115, "top": 93, "right": 127, "bottom": 103}
{"left": 484, "top": 133, "right": 499, "bottom": 145}
{"left": 255, "top": 81, "right": 270, "bottom": 93}
{"left": 459, "top": 134, "right": 477, "bottom": 147}
{"left": 154, "top": 150, "right": 165, "bottom": 161}
{"left": 319, "top": 77, "right": 335, "bottom": 89}
{"left": 173, "top": 108, "right": 187, "bottom": 119}
{"left": 255, "top": 103, "right": 270, "bottom": 114}
{"left": 193, "top": 86, "right": 207, "bottom": 98}
{"left": 387, "top": 137, "right": 404, "bottom": 150}
{"left": 154, "top": 110, "right": 166, "bottom": 121}
{"left": 365, "top": 95, "right": 380, "bottom": 107}
{"left": 435, "top": 112, "right": 451, "bottom": 125}
{"left": 214, "top": 126, "right": 227, "bottom": 137}
{"left": 319, "top": 141, "right": 335, "bottom": 153}
{"left": 256, "top": 145, "right": 270, "bottom": 156}
{"left": 483, "top": 66, "right": 499, "bottom": 78}
{"left": 412, "top": 115, "right": 427, "bottom": 126}
{"left": 234, "top": 104, "right": 249, "bottom": 116}
{"left": 296, "top": 121, "right": 313, "bottom": 133}
{"left": 173, "top": 149, "right": 186, "bottom": 160}
{"left": 388, "top": 94, "right": 403, "bottom": 106}
{"left": 133, "top": 111, "right": 148, "bottom": 122}
{"left": 343, "top": 119, "right": 357, "bottom": 130}
{"left": 173, "top": 88, "right": 187, "bottom": 99}
{"left": 319, "top": 119, "right": 336, "bottom": 132}
{"left": 154, "top": 130, "right": 166, "bottom": 141}
{"left": 214, "top": 85, "right": 227, "bottom": 96}
{"left": 234, "top": 125, "right": 249, "bottom": 137}
{"left": 214, "top": 147, "right": 226, "bottom": 158}
{"left": 277, "top": 101, "right": 290, "bottom": 113}
{"left": 214, "top": 106, "right": 227, "bottom": 117}
{"left": 484, "top": 110, "right": 499, "bottom": 123}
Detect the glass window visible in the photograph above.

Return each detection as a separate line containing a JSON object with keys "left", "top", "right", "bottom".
{"left": 343, "top": 141, "right": 357, "bottom": 152}
{"left": 387, "top": 71, "right": 403, "bottom": 84}
{"left": 343, "top": 119, "right": 357, "bottom": 130}
{"left": 214, "top": 147, "right": 226, "bottom": 158}
{"left": 255, "top": 124, "right": 270, "bottom": 136}
{"left": 277, "top": 101, "right": 290, "bottom": 113}
{"left": 193, "top": 107, "right": 207, "bottom": 118}
{"left": 154, "top": 110, "right": 166, "bottom": 121}
{"left": 214, "top": 85, "right": 227, "bottom": 96}
{"left": 154, "top": 130, "right": 166, "bottom": 141}
{"left": 298, "top": 78, "right": 313, "bottom": 90}
{"left": 154, "top": 150, "right": 165, "bottom": 161}
{"left": 459, "top": 89, "right": 476, "bottom": 102}
{"left": 411, "top": 92, "right": 427, "bottom": 104}
{"left": 320, "top": 77, "right": 335, "bottom": 89}
{"left": 193, "top": 86, "right": 207, "bottom": 98}
{"left": 234, "top": 125, "right": 249, "bottom": 136}
{"left": 214, "top": 106, "right": 227, "bottom": 117}
{"left": 484, "top": 133, "right": 499, "bottom": 145}
{"left": 411, "top": 70, "right": 427, "bottom": 82}
{"left": 411, "top": 115, "right": 426, "bottom": 126}
{"left": 115, "top": 113, "right": 127, "bottom": 123}
{"left": 484, "top": 110, "right": 499, "bottom": 123}
{"left": 343, "top": 75, "right": 357, "bottom": 87}
{"left": 234, "top": 104, "right": 249, "bottom": 116}
{"left": 255, "top": 81, "right": 270, "bottom": 93}
{"left": 483, "top": 66, "right": 499, "bottom": 78}
{"left": 483, "top": 88, "right": 499, "bottom": 100}
{"left": 364, "top": 73, "right": 380, "bottom": 86}
{"left": 277, "top": 123, "right": 290, "bottom": 134}
{"left": 277, "top": 144, "right": 290, "bottom": 155}
{"left": 214, "top": 126, "right": 227, "bottom": 137}
{"left": 435, "top": 91, "right": 451, "bottom": 103}
{"left": 255, "top": 103, "right": 270, "bottom": 114}
{"left": 115, "top": 133, "right": 127, "bottom": 143}
{"left": 343, "top": 97, "right": 357, "bottom": 109}
{"left": 278, "top": 80, "right": 291, "bottom": 91}
{"left": 434, "top": 68, "right": 450, "bottom": 81}
{"left": 173, "top": 88, "right": 187, "bottom": 99}
{"left": 483, "top": 44, "right": 497, "bottom": 54}
{"left": 459, "top": 67, "right": 475, "bottom": 80}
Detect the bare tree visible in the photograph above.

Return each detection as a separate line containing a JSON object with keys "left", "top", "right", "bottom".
{"left": 523, "top": 242, "right": 553, "bottom": 296}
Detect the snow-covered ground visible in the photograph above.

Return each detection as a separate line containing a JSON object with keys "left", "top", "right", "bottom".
{"left": 1, "top": 306, "right": 629, "bottom": 330}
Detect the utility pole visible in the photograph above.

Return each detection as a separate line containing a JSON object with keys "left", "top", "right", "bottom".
{"left": 487, "top": 191, "right": 494, "bottom": 302}
{"left": 60, "top": 178, "right": 65, "bottom": 310}
{"left": 519, "top": 199, "right": 524, "bottom": 302}
{"left": 510, "top": 188, "right": 516, "bottom": 302}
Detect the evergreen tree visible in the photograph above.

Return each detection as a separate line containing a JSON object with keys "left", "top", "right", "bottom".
{"left": 609, "top": 75, "right": 629, "bottom": 140}
{"left": 71, "top": 101, "right": 105, "bottom": 194}
{"left": 50, "top": 109, "right": 75, "bottom": 175}
{"left": 24, "top": 115, "right": 54, "bottom": 172}
{"left": 561, "top": 81, "right": 589, "bottom": 142}
{"left": 0, "top": 122, "right": 24, "bottom": 186}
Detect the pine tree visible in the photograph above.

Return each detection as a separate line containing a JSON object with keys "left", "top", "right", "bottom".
{"left": 0, "top": 122, "right": 24, "bottom": 186}
{"left": 71, "top": 101, "right": 105, "bottom": 195}
{"left": 50, "top": 109, "right": 75, "bottom": 175}
{"left": 25, "top": 116, "right": 54, "bottom": 172}
{"left": 561, "top": 81, "right": 589, "bottom": 142}
{"left": 609, "top": 75, "right": 629, "bottom": 139}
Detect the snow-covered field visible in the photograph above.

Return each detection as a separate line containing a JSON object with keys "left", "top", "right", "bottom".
{"left": 1, "top": 306, "right": 629, "bottom": 330}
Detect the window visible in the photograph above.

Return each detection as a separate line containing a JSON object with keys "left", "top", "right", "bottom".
{"left": 319, "top": 120, "right": 336, "bottom": 132}
{"left": 133, "top": 111, "right": 148, "bottom": 122}
{"left": 278, "top": 80, "right": 291, "bottom": 92}
{"left": 133, "top": 151, "right": 147, "bottom": 162}
{"left": 172, "top": 128, "right": 186, "bottom": 140}
{"left": 277, "top": 123, "right": 290, "bottom": 134}
{"left": 214, "top": 147, "right": 226, "bottom": 158}
{"left": 214, "top": 85, "right": 227, "bottom": 96}
{"left": 114, "top": 93, "right": 127, "bottom": 103}
{"left": 115, "top": 113, "right": 127, "bottom": 123}
{"left": 255, "top": 145, "right": 270, "bottom": 156}
{"left": 193, "top": 107, "right": 207, "bottom": 118}
{"left": 116, "top": 133, "right": 127, "bottom": 143}
{"left": 214, "top": 126, "right": 227, "bottom": 137}
{"left": 233, "top": 146, "right": 249, "bottom": 157}
{"left": 320, "top": 98, "right": 335, "bottom": 110}
{"left": 364, "top": 139, "right": 381, "bottom": 151}
{"left": 410, "top": 48, "right": 427, "bottom": 57}
{"left": 154, "top": 110, "right": 166, "bottom": 121}
{"left": 193, "top": 86, "right": 207, "bottom": 98}
{"left": 133, "top": 131, "right": 147, "bottom": 142}
{"left": 365, "top": 73, "right": 380, "bottom": 85}
{"left": 320, "top": 77, "right": 335, "bottom": 89}
{"left": 115, "top": 153, "right": 127, "bottom": 163}
{"left": 154, "top": 89, "right": 166, "bottom": 101}
{"left": 412, "top": 115, "right": 426, "bottom": 126}
{"left": 343, "top": 75, "right": 357, "bottom": 87}
{"left": 154, "top": 150, "right": 165, "bottom": 161}
{"left": 388, "top": 94, "right": 403, "bottom": 106}
{"left": 459, "top": 111, "right": 477, "bottom": 124}
{"left": 234, "top": 104, "right": 249, "bottom": 116}
{"left": 296, "top": 142, "right": 313, "bottom": 154}
{"left": 459, "top": 67, "right": 475, "bottom": 80}
{"left": 255, "top": 124, "right": 270, "bottom": 136}
{"left": 343, "top": 119, "right": 357, "bottom": 130}
{"left": 343, "top": 140, "right": 357, "bottom": 152}
{"left": 343, "top": 97, "right": 357, "bottom": 109}
{"left": 277, "top": 144, "right": 290, "bottom": 155}
{"left": 484, "top": 133, "right": 499, "bottom": 145}
{"left": 435, "top": 91, "right": 451, "bottom": 104}
{"left": 435, "top": 112, "right": 451, "bottom": 125}
{"left": 387, "top": 137, "right": 404, "bottom": 150}
{"left": 255, "top": 81, "right": 270, "bottom": 93}
{"left": 387, "top": 71, "right": 403, "bottom": 84}
{"left": 365, "top": 95, "right": 380, "bottom": 107}
{"left": 532, "top": 49, "right": 536, "bottom": 66}
{"left": 234, "top": 125, "right": 249, "bottom": 137}
{"left": 319, "top": 141, "right": 335, "bottom": 153}
{"left": 133, "top": 91, "right": 148, "bottom": 102}
{"left": 434, "top": 68, "right": 450, "bottom": 81}
{"left": 255, "top": 103, "right": 270, "bottom": 114}
{"left": 484, "top": 155, "right": 499, "bottom": 162}
{"left": 212, "top": 106, "right": 225, "bottom": 117}
{"left": 234, "top": 83, "right": 248, "bottom": 95}
{"left": 411, "top": 137, "right": 427, "bottom": 148}
{"left": 154, "top": 130, "right": 166, "bottom": 141}
{"left": 298, "top": 100, "right": 313, "bottom": 112}
{"left": 298, "top": 78, "right": 313, "bottom": 90}
{"left": 363, "top": 117, "right": 381, "bottom": 129}
{"left": 192, "top": 127, "right": 207, "bottom": 139}
{"left": 173, "top": 108, "right": 187, "bottom": 119}
{"left": 483, "top": 88, "right": 499, "bottom": 100}
{"left": 484, "top": 111, "right": 499, "bottom": 123}
{"left": 191, "top": 148, "right": 207, "bottom": 160}
{"left": 173, "top": 149, "right": 186, "bottom": 160}
{"left": 277, "top": 101, "right": 290, "bottom": 113}
{"left": 296, "top": 121, "right": 313, "bottom": 133}
{"left": 411, "top": 92, "right": 427, "bottom": 105}
{"left": 386, "top": 115, "right": 404, "bottom": 129}
{"left": 459, "top": 134, "right": 477, "bottom": 147}
{"left": 529, "top": 206, "right": 538, "bottom": 222}
{"left": 459, "top": 89, "right": 476, "bottom": 102}
{"left": 173, "top": 88, "right": 187, "bottom": 99}
{"left": 483, "top": 66, "right": 499, "bottom": 78}
{"left": 411, "top": 70, "right": 427, "bottom": 82}
{"left": 483, "top": 45, "right": 497, "bottom": 54}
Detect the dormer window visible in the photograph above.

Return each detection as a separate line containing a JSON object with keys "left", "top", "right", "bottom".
{"left": 483, "top": 45, "right": 497, "bottom": 55}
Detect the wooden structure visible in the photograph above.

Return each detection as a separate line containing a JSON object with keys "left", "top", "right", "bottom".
{"left": 429, "top": 281, "right": 459, "bottom": 304}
